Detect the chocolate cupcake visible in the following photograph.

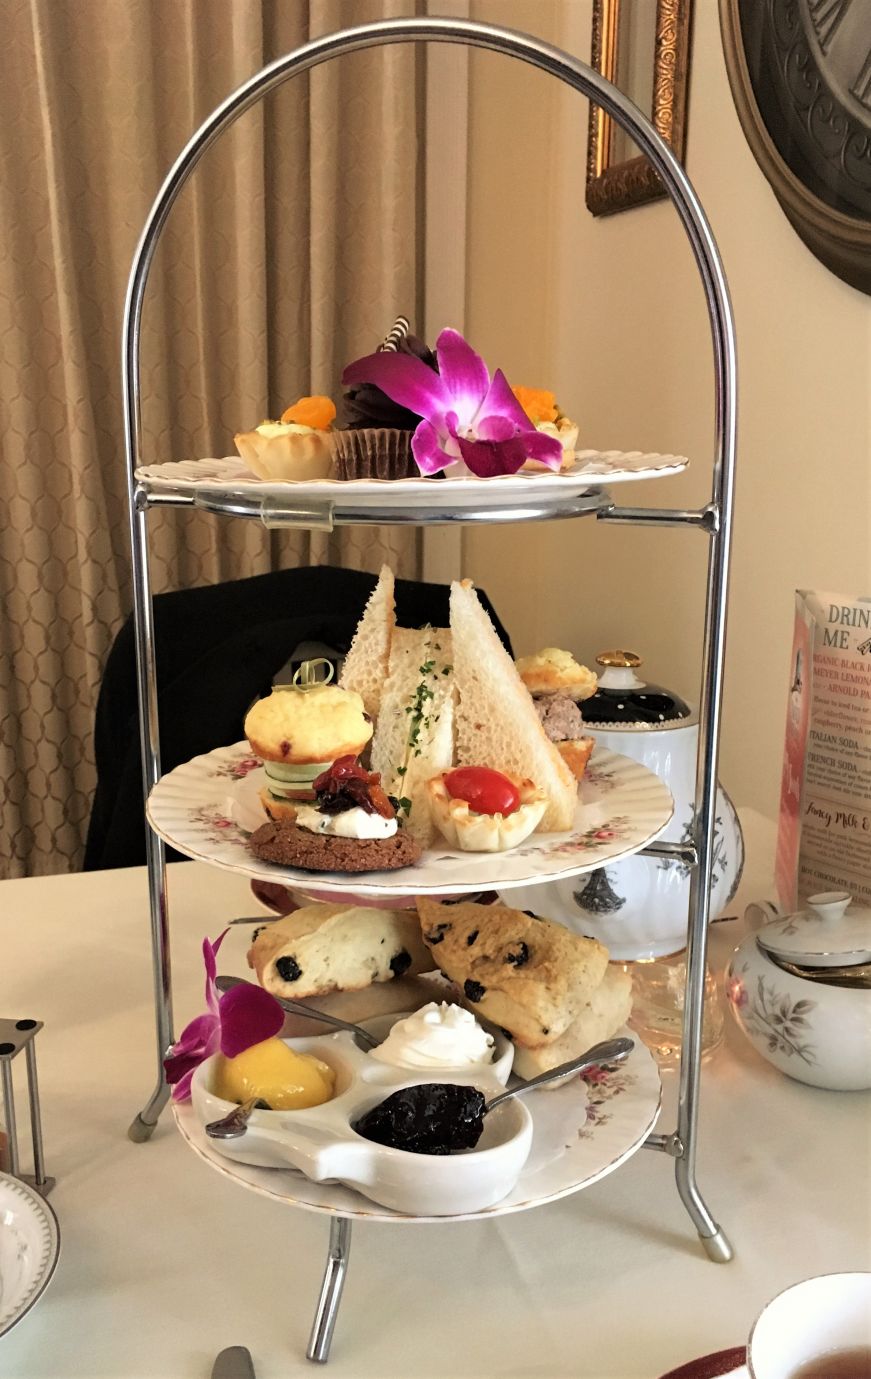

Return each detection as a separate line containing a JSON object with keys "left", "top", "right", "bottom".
{"left": 336, "top": 326, "right": 438, "bottom": 480}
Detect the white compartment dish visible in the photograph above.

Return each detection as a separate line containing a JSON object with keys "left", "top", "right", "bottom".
{"left": 190, "top": 1027, "right": 531, "bottom": 1217}
{"left": 175, "top": 1027, "right": 656, "bottom": 1223}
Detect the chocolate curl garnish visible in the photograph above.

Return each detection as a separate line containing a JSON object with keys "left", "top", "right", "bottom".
{"left": 379, "top": 315, "right": 410, "bottom": 352}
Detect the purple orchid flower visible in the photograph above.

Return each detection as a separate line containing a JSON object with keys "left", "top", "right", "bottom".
{"left": 163, "top": 930, "right": 284, "bottom": 1102}
{"left": 342, "top": 328, "right": 563, "bottom": 478}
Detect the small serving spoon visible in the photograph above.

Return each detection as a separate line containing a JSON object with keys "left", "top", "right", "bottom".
{"left": 485, "top": 1036, "right": 634, "bottom": 1111}
{"left": 353, "top": 1036, "right": 635, "bottom": 1153}
{"left": 206, "top": 1097, "right": 271, "bottom": 1140}
{"left": 215, "top": 974, "right": 379, "bottom": 1047}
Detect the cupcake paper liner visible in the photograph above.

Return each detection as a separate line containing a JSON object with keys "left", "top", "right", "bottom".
{"left": 333, "top": 429, "right": 417, "bottom": 480}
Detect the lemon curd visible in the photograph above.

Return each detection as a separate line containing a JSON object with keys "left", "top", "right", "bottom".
{"left": 212, "top": 1038, "right": 336, "bottom": 1111}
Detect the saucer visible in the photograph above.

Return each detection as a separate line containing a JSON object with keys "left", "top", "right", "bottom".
{"left": 657, "top": 1348, "right": 747, "bottom": 1379}
{"left": 0, "top": 1173, "right": 61, "bottom": 1337}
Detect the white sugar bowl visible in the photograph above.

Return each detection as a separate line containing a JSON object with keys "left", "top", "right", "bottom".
{"left": 726, "top": 891, "right": 871, "bottom": 1091}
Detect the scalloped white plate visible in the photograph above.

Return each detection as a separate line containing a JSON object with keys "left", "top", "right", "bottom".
{"left": 173, "top": 1029, "right": 660, "bottom": 1223}
{"left": 146, "top": 743, "right": 673, "bottom": 899}
{"left": 0, "top": 1174, "right": 60, "bottom": 1337}
{"left": 135, "top": 450, "right": 688, "bottom": 506}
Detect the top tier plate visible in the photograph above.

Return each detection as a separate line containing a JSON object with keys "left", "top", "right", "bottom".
{"left": 134, "top": 451, "right": 688, "bottom": 523}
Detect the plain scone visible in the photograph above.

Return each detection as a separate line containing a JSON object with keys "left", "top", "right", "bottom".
{"left": 510, "top": 966, "right": 633, "bottom": 1077}
{"left": 416, "top": 897, "right": 609, "bottom": 1046}
{"left": 248, "top": 903, "right": 431, "bottom": 1000}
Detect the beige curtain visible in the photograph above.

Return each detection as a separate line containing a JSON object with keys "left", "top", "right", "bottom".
{"left": 0, "top": 0, "right": 425, "bottom": 878}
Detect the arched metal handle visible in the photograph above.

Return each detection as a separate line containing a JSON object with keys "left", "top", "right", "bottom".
{"left": 121, "top": 15, "right": 735, "bottom": 517}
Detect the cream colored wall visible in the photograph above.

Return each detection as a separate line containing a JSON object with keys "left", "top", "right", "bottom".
{"left": 460, "top": 0, "right": 871, "bottom": 821}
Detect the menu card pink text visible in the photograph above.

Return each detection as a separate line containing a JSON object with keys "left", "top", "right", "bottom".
{"left": 776, "top": 590, "right": 871, "bottom": 909}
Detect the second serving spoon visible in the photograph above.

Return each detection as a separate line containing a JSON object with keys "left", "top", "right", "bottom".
{"left": 353, "top": 1036, "right": 635, "bottom": 1153}
{"left": 216, "top": 974, "right": 379, "bottom": 1048}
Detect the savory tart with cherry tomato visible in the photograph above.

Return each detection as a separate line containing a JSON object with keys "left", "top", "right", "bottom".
{"left": 425, "top": 766, "right": 548, "bottom": 852}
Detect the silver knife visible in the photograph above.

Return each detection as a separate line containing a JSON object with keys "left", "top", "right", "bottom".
{"left": 211, "top": 1346, "right": 256, "bottom": 1379}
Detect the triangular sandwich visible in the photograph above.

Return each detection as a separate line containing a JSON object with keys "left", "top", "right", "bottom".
{"left": 370, "top": 626, "right": 455, "bottom": 848}
{"left": 449, "top": 580, "right": 577, "bottom": 831}
{"left": 339, "top": 564, "right": 395, "bottom": 718}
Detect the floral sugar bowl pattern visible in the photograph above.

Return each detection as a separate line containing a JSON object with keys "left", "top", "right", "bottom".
{"left": 726, "top": 893, "right": 871, "bottom": 1091}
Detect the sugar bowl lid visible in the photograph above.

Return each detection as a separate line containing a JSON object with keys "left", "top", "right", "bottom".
{"left": 581, "top": 651, "right": 693, "bottom": 727}
{"left": 756, "top": 892, "right": 871, "bottom": 968}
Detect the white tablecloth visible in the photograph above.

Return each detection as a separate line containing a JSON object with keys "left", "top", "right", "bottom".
{"left": 1, "top": 809, "right": 869, "bottom": 1379}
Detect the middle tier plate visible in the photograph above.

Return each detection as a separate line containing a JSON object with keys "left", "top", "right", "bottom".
{"left": 146, "top": 743, "right": 673, "bottom": 899}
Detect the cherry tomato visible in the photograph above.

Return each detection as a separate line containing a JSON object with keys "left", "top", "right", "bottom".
{"left": 444, "top": 767, "right": 520, "bottom": 816}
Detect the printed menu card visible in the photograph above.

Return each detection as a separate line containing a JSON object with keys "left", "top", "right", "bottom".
{"left": 776, "top": 590, "right": 871, "bottom": 909}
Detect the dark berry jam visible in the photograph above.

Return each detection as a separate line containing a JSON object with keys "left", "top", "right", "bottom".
{"left": 352, "top": 1083, "right": 486, "bottom": 1154}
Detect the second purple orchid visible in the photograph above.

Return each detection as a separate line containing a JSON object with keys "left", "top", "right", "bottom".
{"left": 163, "top": 930, "right": 285, "bottom": 1102}
{"left": 342, "top": 328, "right": 564, "bottom": 478}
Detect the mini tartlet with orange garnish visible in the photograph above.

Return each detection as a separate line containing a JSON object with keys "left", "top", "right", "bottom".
{"left": 511, "top": 386, "right": 579, "bottom": 471}
{"left": 234, "top": 395, "right": 337, "bottom": 481}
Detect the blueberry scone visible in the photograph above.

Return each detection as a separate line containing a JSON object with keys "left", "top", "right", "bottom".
{"left": 415, "top": 897, "right": 608, "bottom": 1047}
{"left": 248, "top": 903, "right": 431, "bottom": 1001}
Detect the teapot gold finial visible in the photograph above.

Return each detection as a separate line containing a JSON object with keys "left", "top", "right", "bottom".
{"left": 596, "top": 650, "right": 642, "bottom": 669}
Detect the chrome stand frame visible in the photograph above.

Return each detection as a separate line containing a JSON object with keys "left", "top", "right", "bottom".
{"left": 0, "top": 1018, "right": 54, "bottom": 1196}
{"left": 121, "top": 15, "right": 737, "bottom": 1363}
{"left": 307, "top": 1218, "right": 352, "bottom": 1364}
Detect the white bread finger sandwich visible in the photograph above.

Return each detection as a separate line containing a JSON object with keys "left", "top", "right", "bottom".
{"left": 338, "top": 564, "right": 396, "bottom": 719}
{"left": 370, "top": 626, "right": 455, "bottom": 848}
{"left": 449, "top": 580, "right": 578, "bottom": 831}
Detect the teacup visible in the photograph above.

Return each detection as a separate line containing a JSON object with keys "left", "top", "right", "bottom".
{"left": 747, "top": 1272, "right": 871, "bottom": 1378}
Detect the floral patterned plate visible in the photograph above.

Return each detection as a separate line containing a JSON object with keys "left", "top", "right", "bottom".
{"left": 0, "top": 1173, "right": 60, "bottom": 1337}
{"left": 135, "top": 450, "right": 688, "bottom": 507}
{"left": 146, "top": 743, "right": 673, "bottom": 899}
{"left": 173, "top": 1029, "right": 661, "bottom": 1223}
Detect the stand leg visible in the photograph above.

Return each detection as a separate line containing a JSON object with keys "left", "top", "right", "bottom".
{"left": 127, "top": 495, "right": 175, "bottom": 1144}
{"left": 673, "top": 513, "right": 734, "bottom": 1263}
{"left": 24, "top": 1042, "right": 49, "bottom": 1188}
{"left": 1, "top": 1061, "right": 20, "bottom": 1176}
{"left": 306, "top": 1218, "right": 352, "bottom": 1364}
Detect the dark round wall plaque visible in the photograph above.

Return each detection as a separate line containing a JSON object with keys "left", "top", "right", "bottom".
{"left": 720, "top": 0, "right": 871, "bottom": 292}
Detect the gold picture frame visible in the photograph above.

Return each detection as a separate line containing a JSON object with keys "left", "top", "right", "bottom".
{"left": 586, "top": 0, "right": 694, "bottom": 217}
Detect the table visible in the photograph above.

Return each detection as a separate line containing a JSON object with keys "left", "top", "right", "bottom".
{"left": 1, "top": 810, "right": 869, "bottom": 1379}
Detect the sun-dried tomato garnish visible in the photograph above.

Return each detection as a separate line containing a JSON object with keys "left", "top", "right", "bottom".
{"left": 313, "top": 756, "right": 395, "bottom": 819}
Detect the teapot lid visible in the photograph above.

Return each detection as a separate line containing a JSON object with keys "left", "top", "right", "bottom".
{"left": 757, "top": 892, "right": 871, "bottom": 968}
{"left": 582, "top": 651, "right": 693, "bottom": 727}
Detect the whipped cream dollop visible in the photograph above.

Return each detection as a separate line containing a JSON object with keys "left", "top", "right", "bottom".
{"left": 370, "top": 1002, "right": 495, "bottom": 1071}
{"left": 294, "top": 804, "right": 397, "bottom": 840}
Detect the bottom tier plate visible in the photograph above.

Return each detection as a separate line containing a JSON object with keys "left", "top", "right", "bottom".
{"left": 172, "top": 1030, "right": 661, "bottom": 1224}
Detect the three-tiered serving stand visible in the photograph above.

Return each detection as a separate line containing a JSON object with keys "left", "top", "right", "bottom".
{"left": 122, "top": 17, "right": 737, "bottom": 1364}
